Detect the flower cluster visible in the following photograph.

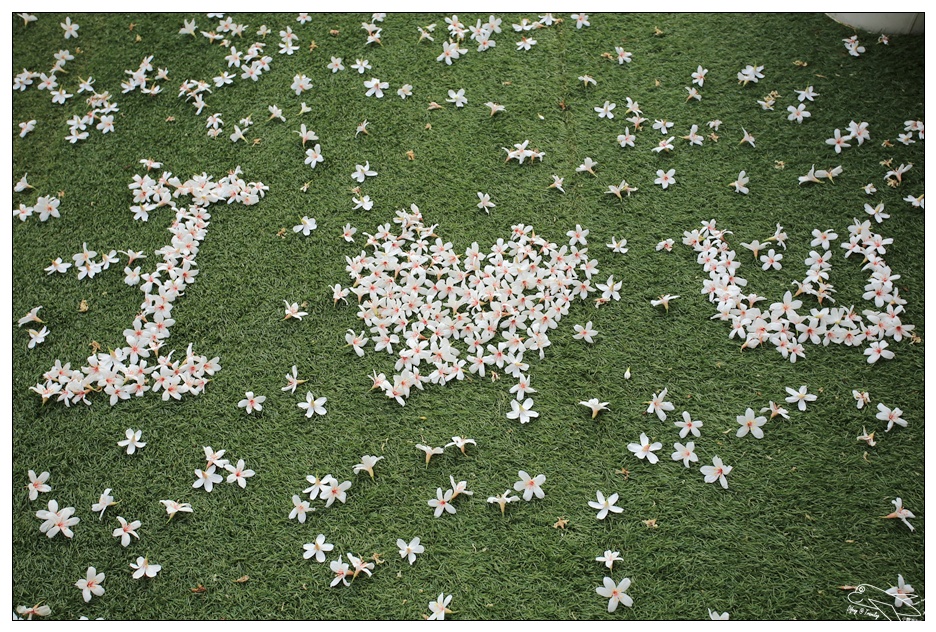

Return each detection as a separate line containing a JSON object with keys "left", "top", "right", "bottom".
{"left": 35, "top": 499, "right": 79, "bottom": 539}
{"left": 338, "top": 208, "right": 615, "bottom": 412}
{"left": 428, "top": 475, "right": 473, "bottom": 517}
{"left": 826, "top": 120, "right": 871, "bottom": 153}
{"left": 32, "top": 166, "right": 271, "bottom": 407}
{"left": 121, "top": 54, "right": 167, "bottom": 97}
{"left": 14, "top": 193, "right": 62, "bottom": 223}
{"left": 737, "top": 63, "right": 765, "bottom": 85}
{"left": 296, "top": 473, "right": 353, "bottom": 517}
{"left": 194, "top": 446, "right": 255, "bottom": 492}
{"left": 504, "top": 140, "right": 545, "bottom": 164}
{"left": 684, "top": 218, "right": 912, "bottom": 364}
{"left": 843, "top": 35, "right": 865, "bottom": 57}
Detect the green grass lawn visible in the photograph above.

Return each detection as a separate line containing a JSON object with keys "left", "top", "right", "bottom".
{"left": 11, "top": 12, "right": 924, "bottom": 620}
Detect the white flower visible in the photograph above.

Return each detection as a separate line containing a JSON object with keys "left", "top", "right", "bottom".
{"left": 476, "top": 192, "right": 495, "bottom": 214}
{"left": 117, "top": 429, "right": 146, "bottom": 454}
{"left": 237, "top": 391, "right": 266, "bottom": 414}
{"left": 193, "top": 465, "right": 222, "bottom": 492}
{"left": 700, "top": 456, "right": 732, "bottom": 489}
{"left": 506, "top": 398, "right": 538, "bottom": 424}
{"left": 446, "top": 88, "right": 468, "bottom": 107}
{"left": 351, "top": 161, "right": 377, "bottom": 183}
{"left": 130, "top": 557, "right": 161, "bottom": 579}
{"left": 363, "top": 77, "right": 388, "bottom": 98}
{"left": 596, "top": 550, "right": 622, "bottom": 570}
{"left": 428, "top": 593, "right": 453, "bottom": 620}
{"left": 427, "top": 488, "right": 456, "bottom": 517}
{"left": 588, "top": 490, "right": 623, "bottom": 520}
{"left": 160, "top": 499, "right": 193, "bottom": 518}
{"left": 654, "top": 169, "right": 676, "bottom": 189}
{"left": 397, "top": 537, "right": 425, "bottom": 565}
{"left": 595, "top": 101, "right": 616, "bottom": 119}
{"left": 352, "top": 454, "right": 383, "bottom": 479}
{"left": 513, "top": 470, "right": 546, "bottom": 501}
{"left": 596, "top": 577, "right": 633, "bottom": 613}
{"left": 303, "top": 534, "right": 335, "bottom": 563}
{"left": 91, "top": 488, "right": 115, "bottom": 518}
{"left": 298, "top": 392, "right": 327, "bottom": 417}
{"left": 627, "top": 433, "right": 662, "bottom": 463}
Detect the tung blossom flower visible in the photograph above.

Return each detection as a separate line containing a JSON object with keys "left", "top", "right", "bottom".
{"left": 826, "top": 128, "right": 851, "bottom": 153}
{"left": 304, "top": 145, "right": 324, "bottom": 168}
{"left": 784, "top": 385, "right": 816, "bottom": 411}
{"left": 514, "top": 470, "right": 545, "bottom": 501}
{"left": 363, "top": 77, "right": 389, "bottom": 98}
{"left": 225, "top": 459, "right": 255, "bottom": 488}
{"left": 352, "top": 454, "right": 384, "bottom": 479}
{"left": 671, "top": 442, "right": 698, "bottom": 467}
{"left": 731, "top": 171, "right": 749, "bottom": 194}
{"left": 36, "top": 499, "right": 79, "bottom": 539}
{"left": 736, "top": 408, "right": 767, "bottom": 438}
{"left": 445, "top": 436, "right": 476, "bottom": 454}
{"left": 321, "top": 479, "right": 352, "bottom": 507}
{"left": 160, "top": 499, "right": 193, "bottom": 519}
{"left": 654, "top": 168, "right": 676, "bottom": 189}
{"left": 885, "top": 575, "right": 916, "bottom": 608}
{"left": 330, "top": 556, "right": 351, "bottom": 587}
{"left": 91, "top": 488, "right": 115, "bottom": 518}
{"left": 437, "top": 41, "right": 465, "bottom": 65}
{"left": 130, "top": 557, "right": 161, "bottom": 579}
{"left": 596, "top": 577, "right": 633, "bottom": 613}
{"left": 428, "top": 593, "right": 454, "bottom": 620}
{"left": 876, "top": 403, "right": 906, "bottom": 432}
{"left": 675, "top": 411, "right": 702, "bottom": 438}
{"left": 595, "top": 101, "right": 616, "bottom": 119}
{"left": 416, "top": 443, "right": 444, "bottom": 466}
{"left": 283, "top": 365, "right": 307, "bottom": 393}
{"left": 646, "top": 388, "right": 674, "bottom": 421}
{"left": 580, "top": 398, "right": 610, "bottom": 418}
{"left": 289, "top": 494, "right": 312, "bottom": 523}
{"left": 628, "top": 433, "right": 662, "bottom": 463}
{"left": 487, "top": 490, "right": 519, "bottom": 515}
{"left": 573, "top": 321, "right": 598, "bottom": 343}
{"left": 883, "top": 497, "right": 915, "bottom": 531}
{"left": 651, "top": 294, "right": 680, "bottom": 313}
{"left": 588, "top": 490, "right": 623, "bottom": 520}
{"left": 15, "top": 604, "right": 51, "bottom": 620}
{"left": 428, "top": 487, "right": 456, "bottom": 517}
{"left": 284, "top": 300, "right": 309, "bottom": 320}
{"left": 293, "top": 216, "right": 317, "bottom": 236}
{"left": 351, "top": 161, "right": 377, "bottom": 183}
{"left": 237, "top": 391, "right": 266, "bottom": 414}
{"left": 75, "top": 567, "right": 105, "bottom": 603}
{"left": 112, "top": 516, "right": 142, "bottom": 547}
{"left": 193, "top": 465, "right": 222, "bottom": 492}
{"left": 26, "top": 470, "right": 51, "bottom": 501}
{"left": 577, "top": 157, "right": 598, "bottom": 175}
{"left": 596, "top": 550, "right": 623, "bottom": 570}
{"left": 303, "top": 534, "right": 334, "bottom": 563}
{"left": 61, "top": 17, "right": 80, "bottom": 39}
{"left": 397, "top": 537, "right": 425, "bottom": 565}
{"left": 476, "top": 192, "right": 495, "bottom": 214}
{"left": 700, "top": 456, "right": 732, "bottom": 489}
{"left": 446, "top": 88, "right": 468, "bottom": 107}
{"left": 298, "top": 392, "right": 327, "bottom": 417}
{"left": 865, "top": 340, "right": 894, "bottom": 363}
{"left": 507, "top": 398, "right": 538, "bottom": 424}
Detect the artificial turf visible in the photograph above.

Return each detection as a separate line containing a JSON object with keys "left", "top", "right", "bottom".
{"left": 10, "top": 12, "right": 924, "bottom": 620}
